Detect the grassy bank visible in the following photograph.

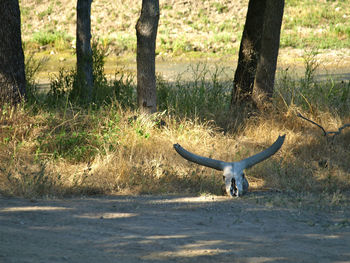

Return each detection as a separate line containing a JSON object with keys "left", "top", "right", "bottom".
{"left": 1, "top": 50, "right": 349, "bottom": 199}
{"left": 20, "top": 0, "right": 350, "bottom": 57}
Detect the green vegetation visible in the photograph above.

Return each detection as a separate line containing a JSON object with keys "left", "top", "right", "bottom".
{"left": 19, "top": 0, "right": 350, "bottom": 57}
{"left": 47, "top": 42, "right": 135, "bottom": 107}
{"left": 277, "top": 49, "right": 350, "bottom": 115}
{"left": 0, "top": 47, "right": 349, "bottom": 198}
{"left": 281, "top": 0, "right": 350, "bottom": 49}
{"left": 26, "top": 30, "right": 73, "bottom": 51}
{"left": 157, "top": 64, "right": 232, "bottom": 127}
{"left": 37, "top": 4, "right": 53, "bottom": 20}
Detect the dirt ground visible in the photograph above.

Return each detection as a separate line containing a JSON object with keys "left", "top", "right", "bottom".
{"left": 1, "top": 193, "right": 350, "bottom": 263}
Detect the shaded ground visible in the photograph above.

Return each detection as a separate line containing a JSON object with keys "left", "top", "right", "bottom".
{"left": 1, "top": 193, "right": 350, "bottom": 263}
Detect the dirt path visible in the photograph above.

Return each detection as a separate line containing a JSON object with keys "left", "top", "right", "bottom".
{"left": 1, "top": 193, "right": 350, "bottom": 263}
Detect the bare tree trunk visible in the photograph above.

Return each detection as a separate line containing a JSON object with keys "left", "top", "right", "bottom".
{"left": 231, "top": 0, "right": 267, "bottom": 105}
{"left": 136, "top": 0, "right": 159, "bottom": 114}
{"left": 0, "top": 0, "right": 26, "bottom": 105}
{"left": 253, "top": 0, "right": 284, "bottom": 108}
{"left": 76, "top": 0, "right": 93, "bottom": 103}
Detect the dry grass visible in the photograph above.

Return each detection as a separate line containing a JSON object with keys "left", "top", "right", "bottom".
{"left": 1, "top": 48, "right": 349, "bottom": 199}
{"left": 0, "top": 105, "right": 225, "bottom": 197}
{"left": 244, "top": 110, "right": 350, "bottom": 193}
{"left": 1, "top": 99, "right": 349, "bottom": 199}
{"left": 21, "top": 0, "right": 248, "bottom": 55}
{"left": 20, "top": 0, "right": 350, "bottom": 56}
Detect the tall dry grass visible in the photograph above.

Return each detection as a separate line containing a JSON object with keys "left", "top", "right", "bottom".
{"left": 0, "top": 103, "right": 350, "bottom": 197}
{"left": 1, "top": 101, "right": 349, "bottom": 199}
{"left": 0, "top": 52, "right": 349, "bottom": 199}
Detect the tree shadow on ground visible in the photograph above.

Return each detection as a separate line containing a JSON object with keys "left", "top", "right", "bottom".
{"left": 1, "top": 195, "right": 350, "bottom": 262}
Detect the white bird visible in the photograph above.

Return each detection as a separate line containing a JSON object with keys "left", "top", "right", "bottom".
{"left": 174, "top": 135, "right": 285, "bottom": 197}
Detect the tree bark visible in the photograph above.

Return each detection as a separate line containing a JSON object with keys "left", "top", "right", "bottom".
{"left": 253, "top": 0, "right": 284, "bottom": 107}
{"left": 0, "top": 0, "right": 26, "bottom": 105}
{"left": 136, "top": 0, "right": 159, "bottom": 114}
{"left": 231, "top": 0, "right": 267, "bottom": 105}
{"left": 76, "top": 0, "right": 93, "bottom": 103}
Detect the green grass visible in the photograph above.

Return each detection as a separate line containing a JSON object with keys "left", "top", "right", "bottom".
{"left": 275, "top": 49, "right": 350, "bottom": 115}
{"left": 157, "top": 63, "right": 232, "bottom": 126}
{"left": 29, "top": 30, "right": 73, "bottom": 50}
{"left": 37, "top": 4, "right": 53, "bottom": 20}
{"left": 281, "top": 0, "right": 350, "bottom": 49}
{"left": 19, "top": 0, "right": 350, "bottom": 57}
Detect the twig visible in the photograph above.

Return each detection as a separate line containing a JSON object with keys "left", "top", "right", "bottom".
{"left": 297, "top": 113, "right": 350, "bottom": 137}
{"left": 331, "top": 123, "right": 350, "bottom": 136}
{"left": 297, "top": 113, "right": 326, "bottom": 136}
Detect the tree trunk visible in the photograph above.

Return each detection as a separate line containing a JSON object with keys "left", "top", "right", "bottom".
{"left": 0, "top": 0, "right": 26, "bottom": 105}
{"left": 253, "top": 0, "right": 284, "bottom": 108}
{"left": 76, "top": 0, "right": 93, "bottom": 103}
{"left": 231, "top": 0, "right": 267, "bottom": 105}
{"left": 136, "top": 0, "right": 159, "bottom": 114}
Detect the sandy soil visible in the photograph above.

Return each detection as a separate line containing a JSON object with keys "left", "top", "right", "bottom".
{"left": 1, "top": 193, "right": 350, "bottom": 263}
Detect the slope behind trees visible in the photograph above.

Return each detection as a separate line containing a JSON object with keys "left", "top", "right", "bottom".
{"left": 0, "top": 0, "right": 26, "bottom": 105}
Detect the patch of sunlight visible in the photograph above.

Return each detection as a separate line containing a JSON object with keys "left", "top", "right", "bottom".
{"left": 0, "top": 206, "right": 71, "bottom": 212}
{"left": 142, "top": 240, "right": 227, "bottom": 260}
{"left": 146, "top": 234, "right": 188, "bottom": 240}
{"left": 244, "top": 257, "right": 287, "bottom": 263}
{"left": 143, "top": 248, "right": 229, "bottom": 260}
{"left": 305, "top": 234, "right": 340, "bottom": 240}
{"left": 155, "top": 196, "right": 228, "bottom": 204}
{"left": 30, "top": 226, "right": 71, "bottom": 231}
{"left": 75, "top": 212, "right": 138, "bottom": 219}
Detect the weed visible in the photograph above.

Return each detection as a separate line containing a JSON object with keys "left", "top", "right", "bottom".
{"left": 37, "top": 4, "right": 53, "bottom": 20}
{"left": 46, "top": 41, "right": 137, "bottom": 107}
{"left": 157, "top": 63, "right": 231, "bottom": 126}
{"left": 211, "top": 3, "right": 228, "bottom": 14}
{"left": 24, "top": 53, "right": 49, "bottom": 104}
{"left": 276, "top": 49, "right": 350, "bottom": 115}
{"left": 31, "top": 30, "right": 72, "bottom": 50}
